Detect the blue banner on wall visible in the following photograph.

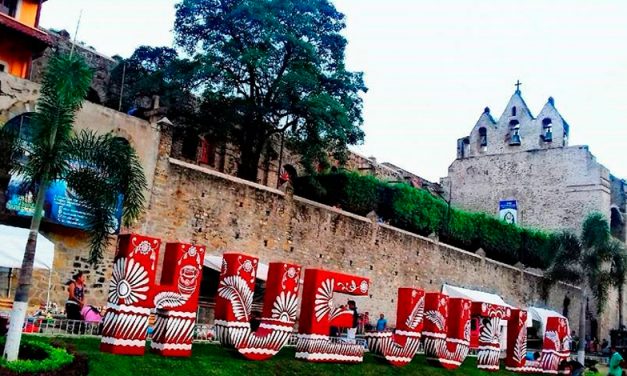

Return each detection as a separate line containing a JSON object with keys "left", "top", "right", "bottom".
{"left": 499, "top": 200, "right": 518, "bottom": 225}
{"left": 5, "top": 174, "right": 123, "bottom": 233}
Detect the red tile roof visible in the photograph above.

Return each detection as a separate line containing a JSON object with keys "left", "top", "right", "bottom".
{"left": 0, "top": 13, "right": 52, "bottom": 44}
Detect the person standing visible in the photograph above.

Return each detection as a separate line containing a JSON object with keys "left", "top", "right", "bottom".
{"left": 346, "top": 300, "right": 359, "bottom": 341}
{"left": 66, "top": 271, "right": 85, "bottom": 321}
{"left": 608, "top": 347, "right": 626, "bottom": 376}
{"left": 376, "top": 313, "right": 388, "bottom": 332}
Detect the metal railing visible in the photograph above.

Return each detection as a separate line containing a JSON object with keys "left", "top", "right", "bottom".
{"left": 23, "top": 318, "right": 377, "bottom": 349}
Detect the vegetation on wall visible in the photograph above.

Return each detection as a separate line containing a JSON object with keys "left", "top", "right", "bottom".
{"left": 294, "top": 171, "right": 558, "bottom": 269}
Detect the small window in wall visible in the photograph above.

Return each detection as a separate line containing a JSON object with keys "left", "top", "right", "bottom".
{"left": 542, "top": 118, "right": 553, "bottom": 142}
{"left": 511, "top": 106, "right": 517, "bottom": 116}
{"left": 478, "top": 127, "right": 487, "bottom": 148}
{"left": 0, "top": 62, "right": 6, "bottom": 73}
{"left": 509, "top": 120, "right": 521, "bottom": 145}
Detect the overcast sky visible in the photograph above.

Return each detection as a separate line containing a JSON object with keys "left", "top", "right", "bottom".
{"left": 40, "top": 1, "right": 627, "bottom": 182}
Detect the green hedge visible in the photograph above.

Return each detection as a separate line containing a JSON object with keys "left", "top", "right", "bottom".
{"left": 0, "top": 338, "right": 74, "bottom": 374}
{"left": 294, "top": 172, "right": 553, "bottom": 269}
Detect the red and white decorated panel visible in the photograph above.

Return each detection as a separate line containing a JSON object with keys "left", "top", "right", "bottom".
{"left": 423, "top": 293, "right": 472, "bottom": 370}
{"left": 474, "top": 302, "right": 512, "bottom": 371}
{"left": 539, "top": 316, "right": 571, "bottom": 375}
{"left": 236, "top": 261, "right": 301, "bottom": 360}
{"left": 150, "top": 243, "right": 206, "bottom": 357}
{"left": 296, "top": 268, "right": 370, "bottom": 363}
{"left": 505, "top": 309, "right": 531, "bottom": 373}
{"left": 214, "top": 253, "right": 303, "bottom": 360}
{"left": 365, "top": 287, "right": 425, "bottom": 367}
{"left": 214, "top": 253, "right": 258, "bottom": 348}
{"left": 101, "top": 234, "right": 161, "bottom": 355}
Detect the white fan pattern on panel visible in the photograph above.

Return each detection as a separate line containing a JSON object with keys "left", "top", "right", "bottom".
{"left": 425, "top": 310, "right": 445, "bottom": 331}
{"left": 513, "top": 325, "right": 527, "bottom": 363}
{"left": 405, "top": 296, "right": 425, "bottom": 329}
{"left": 381, "top": 337, "right": 422, "bottom": 364}
{"left": 108, "top": 258, "right": 150, "bottom": 305}
{"left": 240, "top": 325, "right": 293, "bottom": 356}
{"left": 424, "top": 336, "right": 469, "bottom": 366}
{"left": 218, "top": 275, "right": 254, "bottom": 321}
{"left": 154, "top": 291, "right": 187, "bottom": 309}
{"left": 545, "top": 331, "right": 560, "bottom": 350}
{"left": 477, "top": 317, "right": 502, "bottom": 369}
{"left": 152, "top": 315, "right": 195, "bottom": 345}
{"left": 271, "top": 291, "right": 299, "bottom": 322}
{"left": 314, "top": 278, "right": 334, "bottom": 322}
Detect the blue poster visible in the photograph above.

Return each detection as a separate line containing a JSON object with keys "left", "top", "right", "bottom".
{"left": 5, "top": 174, "right": 123, "bottom": 233}
{"left": 499, "top": 200, "right": 518, "bottom": 225}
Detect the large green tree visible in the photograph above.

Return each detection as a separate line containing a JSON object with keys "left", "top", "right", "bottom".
{"left": 174, "top": 0, "right": 367, "bottom": 181}
{"left": 106, "top": 46, "right": 199, "bottom": 125}
{"left": 0, "top": 54, "right": 147, "bottom": 361}
{"left": 543, "top": 212, "right": 627, "bottom": 364}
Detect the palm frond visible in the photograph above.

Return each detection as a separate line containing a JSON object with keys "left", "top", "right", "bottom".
{"left": 65, "top": 130, "right": 147, "bottom": 264}
{"left": 12, "top": 54, "right": 93, "bottom": 187}
{"left": 581, "top": 212, "right": 610, "bottom": 250}
{"left": 609, "top": 239, "right": 627, "bottom": 288}
{"left": 541, "top": 231, "right": 582, "bottom": 300}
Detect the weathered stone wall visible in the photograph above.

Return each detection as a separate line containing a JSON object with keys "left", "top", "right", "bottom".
{"left": 131, "top": 125, "right": 586, "bottom": 334}
{"left": 0, "top": 72, "right": 161, "bottom": 194}
{"left": 30, "top": 29, "right": 116, "bottom": 105}
{"left": 442, "top": 146, "right": 612, "bottom": 234}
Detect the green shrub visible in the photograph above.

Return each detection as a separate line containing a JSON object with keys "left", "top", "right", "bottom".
{"left": 0, "top": 338, "right": 74, "bottom": 374}
{"left": 475, "top": 213, "right": 522, "bottom": 265}
{"left": 385, "top": 184, "right": 447, "bottom": 236}
{"left": 520, "top": 230, "right": 552, "bottom": 269}
{"left": 294, "top": 171, "right": 556, "bottom": 268}
{"left": 440, "top": 209, "right": 480, "bottom": 250}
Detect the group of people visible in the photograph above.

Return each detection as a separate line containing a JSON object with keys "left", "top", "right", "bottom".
{"left": 357, "top": 312, "right": 388, "bottom": 333}
{"left": 326, "top": 299, "right": 389, "bottom": 338}
{"left": 570, "top": 331, "right": 611, "bottom": 356}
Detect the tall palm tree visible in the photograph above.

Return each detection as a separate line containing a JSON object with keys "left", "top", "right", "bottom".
{"left": 0, "top": 54, "right": 147, "bottom": 360}
{"left": 544, "top": 212, "right": 627, "bottom": 364}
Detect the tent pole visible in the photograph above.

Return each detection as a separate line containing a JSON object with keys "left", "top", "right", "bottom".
{"left": 46, "top": 268, "right": 52, "bottom": 311}
{"left": 7, "top": 268, "right": 11, "bottom": 297}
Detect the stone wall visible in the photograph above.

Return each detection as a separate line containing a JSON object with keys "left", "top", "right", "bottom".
{"left": 130, "top": 126, "right": 587, "bottom": 334}
{"left": 0, "top": 71, "right": 161, "bottom": 195}
{"left": 30, "top": 29, "right": 117, "bottom": 105}
{"left": 442, "top": 145, "right": 612, "bottom": 234}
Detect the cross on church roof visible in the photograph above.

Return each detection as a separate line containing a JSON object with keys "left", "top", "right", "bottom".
{"left": 515, "top": 80, "right": 522, "bottom": 93}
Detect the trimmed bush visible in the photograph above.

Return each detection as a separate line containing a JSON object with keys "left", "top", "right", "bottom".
{"left": 386, "top": 184, "right": 446, "bottom": 236}
{"left": 0, "top": 337, "right": 87, "bottom": 376}
{"left": 295, "top": 171, "right": 555, "bottom": 269}
{"left": 440, "top": 209, "right": 480, "bottom": 250}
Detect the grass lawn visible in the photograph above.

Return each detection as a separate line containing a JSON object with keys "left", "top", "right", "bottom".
{"left": 28, "top": 336, "right": 553, "bottom": 376}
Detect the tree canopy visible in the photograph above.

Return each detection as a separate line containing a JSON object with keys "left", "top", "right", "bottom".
{"left": 543, "top": 212, "right": 627, "bottom": 314}
{"left": 106, "top": 46, "right": 199, "bottom": 126}
{"left": 174, "top": 0, "right": 367, "bottom": 180}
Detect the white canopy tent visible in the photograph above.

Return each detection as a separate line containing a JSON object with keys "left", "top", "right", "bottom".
{"left": 442, "top": 284, "right": 513, "bottom": 308}
{"left": 0, "top": 225, "right": 55, "bottom": 309}
{"left": 204, "top": 255, "right": 269, "bottom": 281}
{"left": 526, "top": 307, "right": 565, "bottom": 337}
{"left": 442, "top": 284, "right": 514, "bottom": 349}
